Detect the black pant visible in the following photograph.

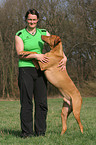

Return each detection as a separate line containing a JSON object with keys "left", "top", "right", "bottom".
{"left": 18, "top": 67, "right": 48, "bottom": 135}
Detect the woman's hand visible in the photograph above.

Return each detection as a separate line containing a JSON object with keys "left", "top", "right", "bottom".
{"left": 18, "top": 52, "right": 49, "bottom": 63}
{"left": 35, "top": 54, "right": 49, "bottom": 63}
{"left": 58, "top": 55, "right": 67, "bottom": 71}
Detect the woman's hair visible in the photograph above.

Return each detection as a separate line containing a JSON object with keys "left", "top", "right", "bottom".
{"left": 25, "top": 9, "right": 39, "bottom": 20}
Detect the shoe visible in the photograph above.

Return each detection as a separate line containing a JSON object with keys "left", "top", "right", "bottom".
{"left": 20, "top": 132, "right": 33, "bottom": 138}
{"left": 35, "top": 132, "right": 45, "bottom": 137}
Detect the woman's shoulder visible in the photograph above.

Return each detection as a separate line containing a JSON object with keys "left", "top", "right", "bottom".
{"left": 16, "top": 28, "right": 26, "bottom": 36}
{"left": 37, "top": 28, "right": 46, "bottom": 33}
{"left": 37, "top": 28, "right": 48, "bottom": 36}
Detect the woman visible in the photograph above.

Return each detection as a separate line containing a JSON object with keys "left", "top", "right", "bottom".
{"left": 15, "top": 9, "right": 66, "bottom": 138}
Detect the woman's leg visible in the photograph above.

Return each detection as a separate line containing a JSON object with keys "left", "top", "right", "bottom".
{"left": 18, "top": 68, "right": 34, "bottom": 135}
{"left": 34, "top": 70, "right": 48, "bottom": 136}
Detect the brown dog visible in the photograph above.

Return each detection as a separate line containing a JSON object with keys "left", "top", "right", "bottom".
{"left": 19, "top": 35, "right": 83, "bottom": 135}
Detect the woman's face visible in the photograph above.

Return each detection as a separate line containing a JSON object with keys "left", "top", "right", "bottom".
{"left": 26, "top": 14, "right": 39, "bottom": 29}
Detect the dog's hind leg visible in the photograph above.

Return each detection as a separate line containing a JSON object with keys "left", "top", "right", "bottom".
{"left": 72, "top": 97, "right": 83, "bottom": 134}
{"left": 61, "top": 101, "right": 72, "bottom": 135}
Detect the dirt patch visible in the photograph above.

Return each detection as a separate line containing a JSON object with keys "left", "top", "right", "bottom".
{"left": 0, "top": 98, "right": 19, "bottom": 101}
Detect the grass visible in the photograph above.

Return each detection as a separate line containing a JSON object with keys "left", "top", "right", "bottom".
{"left": 0, "top": 97, "right": 96, "bottom": 145}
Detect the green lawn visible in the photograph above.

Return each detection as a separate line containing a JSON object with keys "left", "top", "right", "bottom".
{"left": 0, "top": 97, "right": 96, "bottom": 145}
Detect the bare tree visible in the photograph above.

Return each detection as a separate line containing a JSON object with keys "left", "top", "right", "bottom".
{"left": 0, "top": 0, "right": 96, "bottom": 98}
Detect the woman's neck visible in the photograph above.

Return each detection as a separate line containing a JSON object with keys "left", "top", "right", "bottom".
{"left": 26, "top": 27, "right": 36, "bottom": 35}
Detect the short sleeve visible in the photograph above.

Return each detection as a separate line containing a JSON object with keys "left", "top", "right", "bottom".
{"left": 40, "top": 29, "right": 47, "bottom": 36}
{"left": 16, "top": 31, "right": 23, "bottom": 39}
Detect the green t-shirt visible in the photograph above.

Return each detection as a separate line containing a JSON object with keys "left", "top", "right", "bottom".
{"left": 16, "top": 28, "right": 47, "bottom": 67}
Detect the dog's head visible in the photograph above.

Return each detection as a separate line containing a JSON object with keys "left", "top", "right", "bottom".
{"left": 41, "top": 35, "right": 61, "bottom": 49}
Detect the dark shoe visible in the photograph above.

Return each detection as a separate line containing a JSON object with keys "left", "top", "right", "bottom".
{"left": 20, "top": 132, "right": 33, "bottom": 138}
{"left": 35, "top": 132, "right": 45, "bottom": 137}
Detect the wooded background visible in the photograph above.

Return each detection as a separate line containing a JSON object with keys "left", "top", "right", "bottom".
{"left": 0, "top": 0, "right": 96, "bottom": 98}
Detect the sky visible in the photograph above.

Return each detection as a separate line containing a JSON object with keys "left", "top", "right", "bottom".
{"left": 0, "top": 0, "right": 4, "bottom": 5}
{"left": 0, "top": 0, "right": 2, "bottom": 5}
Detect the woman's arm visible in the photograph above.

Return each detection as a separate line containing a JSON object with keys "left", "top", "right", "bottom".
{"left": 15, "top": 35, "right": 37, "bottom": 59}
{"left": 15, "top": 35, "right": 49, "bottom": 63}
{"left": 15, "top": 35, "right": 24, "bottom": 56}
{"left": 58, "top": 52, "right": 67, "bottom": 71}
{"left": 46, "top": 31, "right": 51, "bottom": 36}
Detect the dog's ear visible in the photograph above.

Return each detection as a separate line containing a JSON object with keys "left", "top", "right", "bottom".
{"left": 54, "top": 36, "right": 61, "bottom": 46}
